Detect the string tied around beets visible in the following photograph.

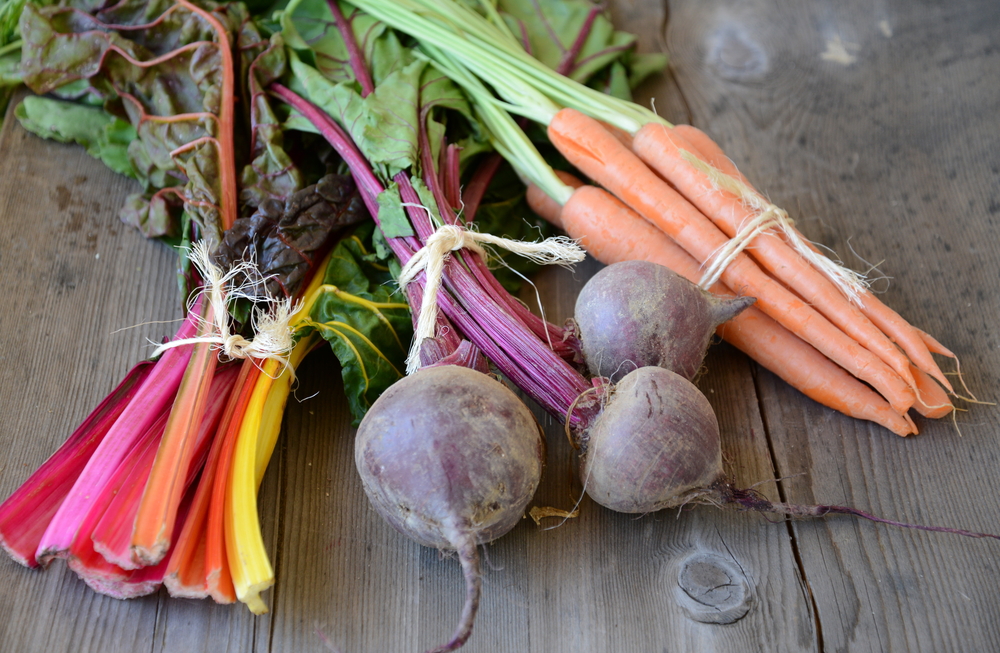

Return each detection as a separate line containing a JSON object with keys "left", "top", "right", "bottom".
{"left": 397, "top": 223, "right": 586, "bottom": 375}
{"left": 150, "top": 240, "right": 299, "bottom": 372}
{"left": 681, "top": 150, "right": 869, "bottom": 304}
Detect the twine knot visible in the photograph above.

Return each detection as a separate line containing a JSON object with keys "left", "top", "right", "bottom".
{"left": 681, "top": 150, "right": 868, "bottom": 303}
{"left": 398, "top": 224, "right": 585, "bottom": 374}
{"left": 151, "top": 241, "right": 299, "bottom": 370}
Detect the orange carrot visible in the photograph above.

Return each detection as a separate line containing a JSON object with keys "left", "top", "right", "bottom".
{"left": 670, "top": 123, "right": 953, "bottom": 392}
{"left": 670, "top": 124, "right": 750, "bottom": 184}
{"left": 632, "top": 123, "right": 919, "bottom": 392}
{"left": 546, "top": 108, "right": 915, "bottom": 415}
{"left": 526, "top": 170, "right": 582, "bottom": 230}
{"left": 910, "top": 365, "right": 954, "bottom": 419}
{"left": 527, "top": 180, "right": 917, "bottom": 436}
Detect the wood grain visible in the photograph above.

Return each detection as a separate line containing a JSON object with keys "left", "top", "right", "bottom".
{"left": 669, "top": 0, "right": 1000, "bottom": 650}
{"left": 1, "top": 0, "right": 998, "bottom": 651}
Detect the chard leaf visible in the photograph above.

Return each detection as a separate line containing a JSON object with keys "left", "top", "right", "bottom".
{"left": 0, "top": 0, "right": 25, "bottom": 47}
{"left": 213, "top": 173, "right": 369, "bottom": 300}
{"left": 309, "top": 222, "right": 412, "bottom": 423}
{"left": 289, "top": 51, "right": 423, "bottom": 179}
{"left": 282, "top": 0, "right": 413, "bottom": 88}
{"left": 18, "top": 0, "right": 247, "bottom": 242}
{"left": 497, "top": 0, "right": 666, "bottom": 97}
{"left": 238, "top": 29, "right": 304, "bottom": 211}
{"left": 375, "top": 183, "right": 415, "bottom": 238}
{"left": 14, "top": 95, "right": 137, "bottom": 177}
{"left": 626, "top": 50, "right": 669, "bottom": 89}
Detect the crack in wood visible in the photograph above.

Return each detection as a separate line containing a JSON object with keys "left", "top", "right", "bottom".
{"left": 749, "top": 363, "right": 826, "bottom": 651}
{"left": 663, "top": 0, "right": 695, "bottom": 125}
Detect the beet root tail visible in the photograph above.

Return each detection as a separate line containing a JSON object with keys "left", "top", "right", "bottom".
{"left": 713, "top": 480, "right": 1000, "bottom": 541}
{"left": 426, "top": 534, "right": 482, "bottom": 653}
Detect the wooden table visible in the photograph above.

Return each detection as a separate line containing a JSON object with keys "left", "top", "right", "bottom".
{"left": 1, "top": 1, "right": 998, "bottom": 651}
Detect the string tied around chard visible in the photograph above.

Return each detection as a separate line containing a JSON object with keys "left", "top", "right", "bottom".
{"left": 151, "top": 241, "right": 299, "bottom": 371}
{"left": 398, "top": 223, "right": 586, "bottom": 375}
{"left": 684, "top": 150, "right": 869, "bottom": 303}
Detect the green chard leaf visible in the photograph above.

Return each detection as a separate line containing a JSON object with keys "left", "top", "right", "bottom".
{"left": 283, "top": 0, "right": 485, "bottom": 180}
{"left": 308, "top": 221, "right": 412, "bottom": 424}
{"left": 288, "top": 49, "right": 424, "bottom": 179}
{"left": 282, "top": 0, "right": 413, "bottom": 87}
{"left": 18, "top": 0, "right": 245, "bottom": 242}
{"left": 496, "top": 0, "right": 666, "bottom": 98}
{"left": 15, "top": 95, "right": 138, "bottom": 177}
{"left": 0, "top": 0, "right": 25, "bottom": 47}
{"left": 374, "top": 183, "right": 416, "bottom": 238}
{"left": 238, "top": 28, "right": 304, "bottom": 211}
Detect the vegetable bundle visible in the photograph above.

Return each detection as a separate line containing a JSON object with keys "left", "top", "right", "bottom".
{"left": 0, "top": 0, "right": 989, "bottom": 651}
{"left": 0, "top": 0, "right": 420, "bottom": 612}
{"left": 344, "top": 0, "right": 962, "bottom": 436}
{"left": 0, "top": 0, "right": 654, "bottom": 618}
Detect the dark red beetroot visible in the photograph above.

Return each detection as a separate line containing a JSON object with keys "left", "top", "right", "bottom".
{"left": 355, "top": 365, "right": 545, "bottom": 653}
{"left": 574, "top": 260, "right": 754, "bottom": 381}
{"left": 579, "top": 366, "right": 723, "bottom": 512}
{"left": 577, "top": 366, "right": 1000, "bottom": 540}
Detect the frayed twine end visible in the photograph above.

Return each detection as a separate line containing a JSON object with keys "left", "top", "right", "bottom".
{"left": 151, "top": 241, "right": 300, "bottom": 373}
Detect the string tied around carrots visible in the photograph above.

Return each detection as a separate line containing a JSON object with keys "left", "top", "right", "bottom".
{"left": 682, "top": 150, "right": 870, "bottom": 304}
{"left": 398, "top": 223, "right": 585, "bottom": 374}
{"left": 151, "top": 240, "right": 299, "bottom": 370}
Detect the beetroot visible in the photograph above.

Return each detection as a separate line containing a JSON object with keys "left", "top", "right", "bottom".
{"left": 580, "top": 366, "right": 723, "bottom": 513}
{"left": 576, "top": 366, "right": 1000, "bottom": 541}
{"left": 574, "top": 260, "right": 754, "bottom": 381}
{"left": 355, "top": 364, "right": 545, "bottom": 653}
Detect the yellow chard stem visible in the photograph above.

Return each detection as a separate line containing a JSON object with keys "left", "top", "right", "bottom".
{"left": 225, "top": 260, "right": 331, "bottom": 613}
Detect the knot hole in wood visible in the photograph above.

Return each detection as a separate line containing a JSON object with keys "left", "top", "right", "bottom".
{"left": 674, "top": 551, "right": 753, "bottom": 624}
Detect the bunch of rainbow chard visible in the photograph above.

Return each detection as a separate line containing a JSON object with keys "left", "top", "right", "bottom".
{"left": 0, "top": 0, "right": 417, "bottom": 613}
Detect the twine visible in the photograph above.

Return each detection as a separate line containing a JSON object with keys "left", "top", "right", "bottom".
{"left": 151, "top": 241, "right": 298, "bottom": 369}
{"left": 681, "top": 150, "right": 868, "bottom": 304}
{"left": 398, "top": 224, "right": 585, "bottom": 375}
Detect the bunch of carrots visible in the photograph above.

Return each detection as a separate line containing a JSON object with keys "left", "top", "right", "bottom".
{"left": 350, "top": 0, "right": 961, "bottom": 437}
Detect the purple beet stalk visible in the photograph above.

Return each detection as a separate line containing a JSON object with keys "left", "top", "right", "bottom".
{"left": 271, "top": 85, "right": 596, "bottom": 427}
{"left": 416, "top": 112, "right": 578, "bottom": 361}
{"left": 284, "top": 8, "right": 596, "bottom": 424}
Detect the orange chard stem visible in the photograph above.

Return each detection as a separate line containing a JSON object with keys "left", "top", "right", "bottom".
{"left": 130, "top": 302, "right": 219, "bottom": 567}
{"left": 204, "top": 360, "right": 264, "bottom": 603}
{"left": 164, "top": 358, "right": 258, "bottom": 600}
{"left": 174, "top": 0, "right": 238, "bottom": 231}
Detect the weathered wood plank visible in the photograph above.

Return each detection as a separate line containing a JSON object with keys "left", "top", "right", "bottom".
{"left": 0, "top": 95, "right": 172, "bottom": 653}
{"left": 668, "top": 0, "right": 1000, "bottom": 650}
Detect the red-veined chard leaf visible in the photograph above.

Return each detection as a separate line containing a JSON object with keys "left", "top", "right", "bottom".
{"left": 19, "top": 0, "right": 242, "bottom": 242}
